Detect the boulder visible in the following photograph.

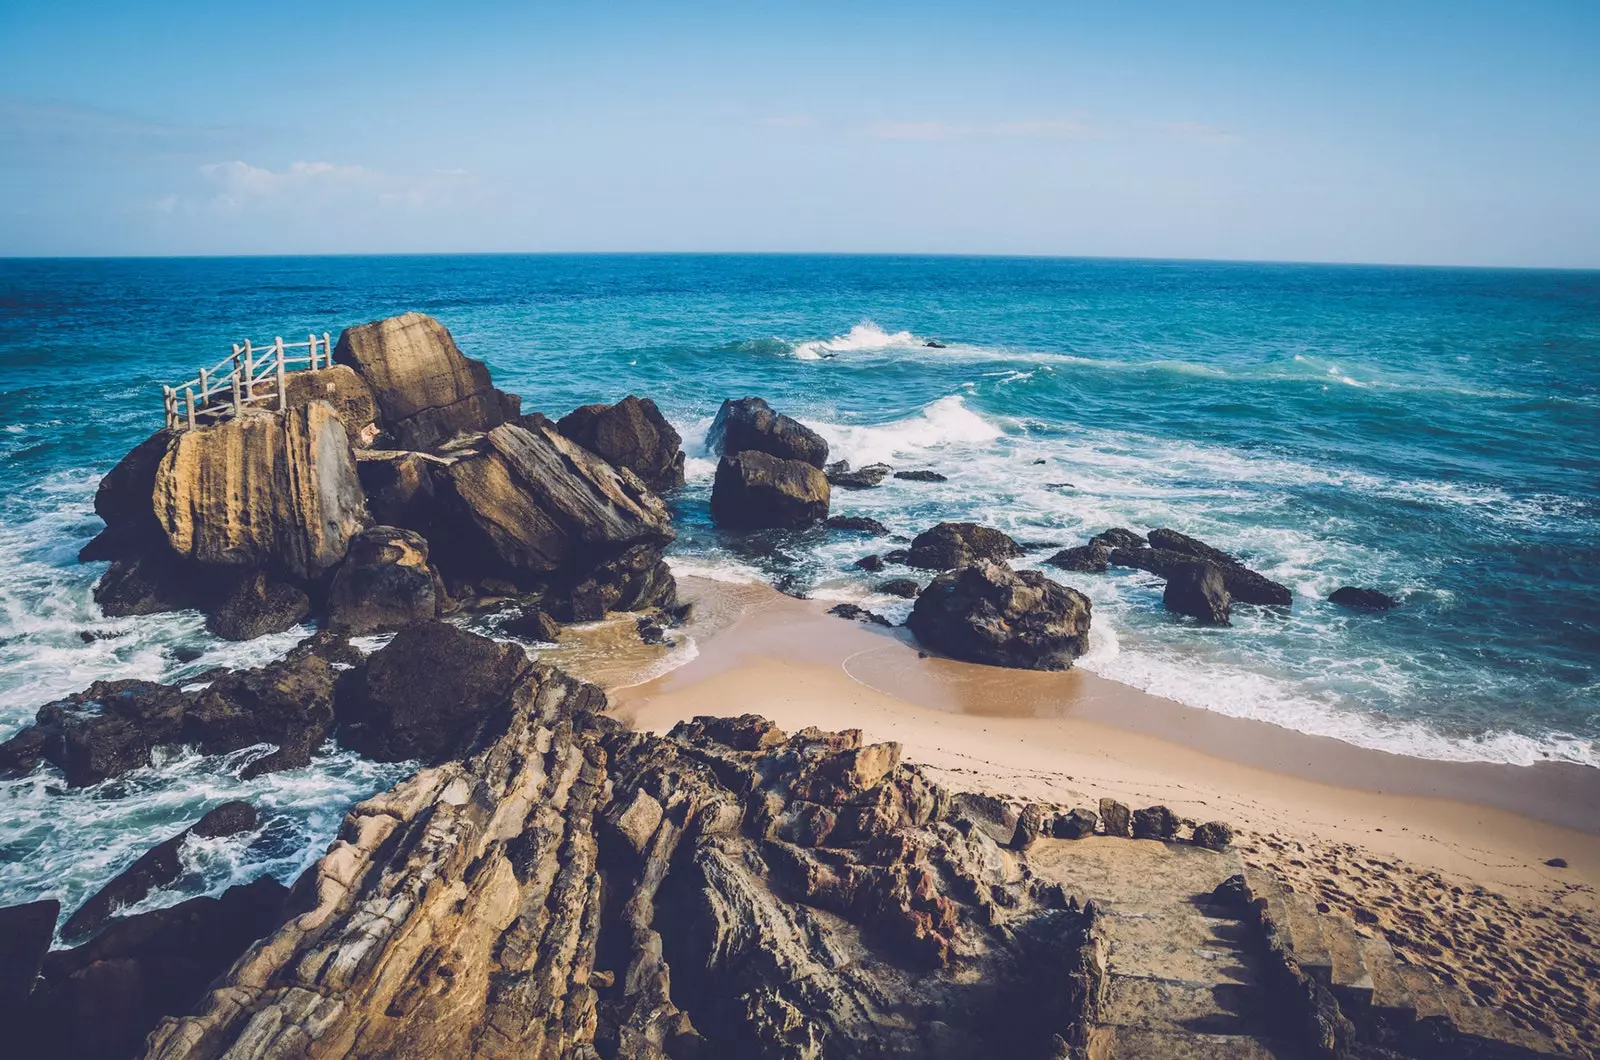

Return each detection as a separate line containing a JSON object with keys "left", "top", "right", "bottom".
{"left": 826, "top": 515, "right": 889, "bottom": 534}
{"left": 876, "top": 578, "right": 920, "bottom": 598}
{"left": 62, "top": 801, "right": 260, "bottom": 942}
{"left": 355, "top": 449, "right": 441, "bottom": 532}
{"left": 1099, "top": 798, "right": 1132, "bottom": 838}
{"left": 0, "top": 898, "right": 57, "bottom": 1008}
{"left": 1110, "top": 545, "right": 1291, "bottom": 607}
{"left": 205, "top": 570, "right": 311, "bottom": 641}
{"left": 828, "top": 462, "right": 892, "bottom": 489}
{"left": 151, "top": 402, "right": 368, "bottom": 580}
{"left": 548, "top": 541, "right": 677, "bottom": 622}
{"left": 91, "top": 552, "right": 209, "bottom": 618}
{"left": 500, "top": 606, "right": 561, "bottom": 643}
{"left": 281, "top": 364, "right": 379, "bottom": 448}
{"left": 1191, "top": 821, "right": 1234, "bottom": 851}
{"left": 1143, "top": 528, "right": 1292, "bottom": 606}
{"left": 1089, "top": 528, "right": 1146, "bottom": 550}
{"left": 1162, "top": 562, "right": 1231, "bottom": 625}
{"left": 184, "top": 654, "right": 338, "bottom": 777}
{"left": 905, "top": 522, "right": 1023, "bottom": 571}
{"left": 1046, "top": 544, "right": 1110, "bottom": 572}
{"left": 710, "top": 449, "right": 830, "bottom": 529}
{"left": 335, "top": 621, "right": 534, "bottom": 763}
{"left": 327, "top": 525, "right": 442, "bottom": 634}
{"left": 1329, "top": 586, "right": 1398, "bottom": 610}
{"left": 894, "top": 469, "right": 947, "bottom": 482}
{"left": 1010, "top": 804, "right": 1050, "bottom": 850}
{"left": 78, "top": 429, "right": 173, "bottom": 562}
{"left": 1131, "top": 805, "right": 1180, "bottom": 841}
{"left": 1052, "top": 808, "right": 1098, "bottom": 840}
{"left": 333, "top": 312, "right": 519, "bottom": 451}
{"left": 556, "top": 395, "right": 685, "bottom": 492}
{"left": 907, "top": 560, "right": 1092, "bottom": 670}
{"left": 855, "top": 554, "right": 885, "bottom": 572}
{"left": 4, "top": 680, "right": 189, "bottom": 787}
{"left": 706, "top": 396, "right": 828, "bottom": 468}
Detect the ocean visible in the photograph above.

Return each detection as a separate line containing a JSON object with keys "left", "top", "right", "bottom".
{"left": 1, "top": 254, "right": 1597, "bottom": 917}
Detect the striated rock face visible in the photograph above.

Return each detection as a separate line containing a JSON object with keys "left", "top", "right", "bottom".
{"left": 327, "top": 525, "right": 443, "bottom": 634}
{"left": 905, "top": 521, "right": 1023, "bottom": 571}
{"left": 333, "top": 312, "right": 520, "bottom": 451}
{"left": 281, "top": 365, "right": 379, "bottom": 449}
{"left": 1162, "top": 562, "right": 1231, "bottom": 625}
{"left": 153, "top": 402, "right": 369, "bottom": 580}
{"left": 707, "top": 396, "right": 829, "bottom": 468}
{"left": 557, "top": 395, "right": 686, "bottom": 492}
{"left": 711, "top": 448, "right": 831, "bottom": 529}
{"left": 908, "top": 560, "right": 1093, "bottom": 670}
{"left": 142, "top": 696, "right": 1099, "bottom": 1060}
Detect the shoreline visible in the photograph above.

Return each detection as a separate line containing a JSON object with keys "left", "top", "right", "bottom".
{"left": 613, "top": 575, "right": 1600, "bottom": 906}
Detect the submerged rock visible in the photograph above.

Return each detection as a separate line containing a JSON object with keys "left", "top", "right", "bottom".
{"left": 828, "top": 462, "right": 893, "bottom": 488}
{"left": 1163, "top": 562, "right": 1232, "bottom": 625}
{"left": 499, "top": 605, "right": 562, "bottom": 643}
{"left": 905, "top": 521, "right": 1024, "bottom": 571}
{"left": 185, "top": 653, "right": 338, "bottom": 777}
{"left": 557, "top": 394, "right": 686, "bottom": 492}
{"left": 1143, "top": 528, "right": 1292, "bottom": 606}
{"left": 855, "top": 554, "right": 885, "bottom": 572}
{"left": 706, "top": 395, "right": 829, "bottom": 468}
{"left": 1, "top": 680, "right": 188, "bottom": 787}
{"left": 826, "top": 514, "right": 890, "bottom": 534}
{"left": 894, "top": 469, "right": 947, "bottom": 482}
{"left": 908, "top": 560, "right": 1092, "bottom": 670}
{"left": 1329, "top": 586, "right": 1398, "bottom": 610}
{"left": 1089, "top": 527, "right": 1146, "bottom": 550}
{"left": 1111, "top": 544, "right": 1291, "bottom": 607}
{"left": 876, "top": 577, "right": 921, "bottom": 598}
{"left": 711, "top": 448, "right": 830, "bottom": 529}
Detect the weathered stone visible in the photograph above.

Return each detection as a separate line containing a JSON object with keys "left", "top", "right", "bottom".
{"left": 710, "top": 449, "right": 830, "bottom": 529}
{"left": 1099, "top": 798, "right": 1132, "bottom": 838}
{"left": 92, "top": 552, "right": 209, "bottom": 618}
{"left": 827, "top": 602, "right": 892, "bottom": 627}
{"left": 1191, "top": 820, "right": 1234, "bottom": 851}
{"left": 908, "top": 560, "right": 1092, "bottom": 671}
{"left": 1141, "top": 529, "right": 1292, "bottom": 606}
{"left": 281, "top": 364, "right": 379, "bottom": 448}
{"left": 79, "top": 429, "right": 174, "bottom": 562}
{"left": 3, "top": 680, "right": 189, "bottom": 787}
{"left": 1011, "top": 804, "right": 1050, "bottom": 850}
{"left": 0, "top": 898, "right": 57, "bottom": 1008}
{"left": 333, "top": 311, "right": 519, "bottom": 451}
{"left": 500, "top": 605, "right": 562, "bottom": 643}
{"left": 1163, "top": 562, "right": 1231, "bottom": 625}
{"left": 904, "top": 522, "right": 1023, "bottom": 571}
{"left": 1052, "top": 808, "right": 1098, "bottom": 840}
{"left": 1131, "top": 805, "right": 1181, "bottom": 841}
{"left": 1329, "top": 586, "right": 1398, "bottom": 610}
{"left": 1110, "top": 544, "right": 1291, "bottom": 607}
{"left": 828, "top": 463, "right": 892, "bottom": 489}
{"left": 184, "top": 654, "right": 338, "bottom": 777}
{"left": 354, "top": 449, "right": 441, "bottom": 532}
{"left": 706, "top": 396, "right": 828, "bottom": 468}
{"left": 893, "top": 469, "right": 947, "bottom": 482}
{"left": 557, "top": 395, "right": 685, "bottom": 492}
{"left": 825, "top": 515, "right": 889, "bottom": 534}
{"left": 854, "top": 554, "right": 885, "bottom": 572}
{"left": 205, "top": 570, "right": 311, "bottom": 641}
{"left": 549, "top": 541, "right": 676, "bottom": 622}
{"left": 1046, "top": 544, "right": 1110, "bottom": 573}
{"left": 875, "top": 577, "right": 920, "bottom": 598}
{"left": 1089, "top": 528, "right": 1146, "bottom": 550}
{"left": 327, "top": 525, "right": 441, "bottom": 634}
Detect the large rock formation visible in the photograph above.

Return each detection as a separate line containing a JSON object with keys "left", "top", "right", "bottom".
{"left": 908, "top": 560, "right": 1093, "bottom": 670}
{"left": 710, "top": 448, "right": 831, "bottom": 529}
{"left": 706, "top": 395, "right": 828, "bottom": 468}
{"left": 333, "top": 311, "right": 520, "bottom": 451}
{"left": 78, "top": 428, "right": 175, "bottom": 562}
{"left": 326, "top": 525, "right": 443, "bottom": 634}
{"left": 905, "top": 521, "right": 1024, "bottom": 571}
{"left": 557, "top": 395, "right": 685, "bottom": 492}
{"left": 280, "top": 364, "right": 379, "bottom": 448}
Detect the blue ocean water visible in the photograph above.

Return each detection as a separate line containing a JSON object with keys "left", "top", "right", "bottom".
{"left": 1, "top": 254, "right": 1597, "bottom": 912}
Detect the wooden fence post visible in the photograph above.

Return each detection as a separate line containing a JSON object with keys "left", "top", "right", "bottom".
{"left": 185, "top": 388, "right": 197, "bottom": 431}
{"left": 275, "top": 336, "right": 287, "bottom": 411}
{"left": 199, "top": 366, "right": 209, "bottom": 407}
{"left": 323, "top": 332, "right": 333, "bottom": 366}
{"left": 242, "top": 340, "right": 254, "bottom": 403}
{"left": 163, "top": 386, "right": 174, "bottom": 430}
{"left": 307, "top": 333, "right": 318, "bottom": 370}
{"left": 231, "top": 344, "right": 243, "bottom": 414}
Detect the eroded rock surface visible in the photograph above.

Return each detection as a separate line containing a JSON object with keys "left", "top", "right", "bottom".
{"left": 905, "top": 521, "right": 1023, "bottom": 571}
{"left": 707, "top": 395, "right": 828, "bottom": 468}
{"left": 1162, "top": 561, "right": 1231, "bottom": 625}
{"left": 711, "top": 448, "right": 831, "bottom": 529}
{"left": 557, "top": 395, "right": 685, "bottom": 492}
{"left": 908, "top": 560, "right": 1093, "bottom": 670}
{"left": 327, "top": 525, "right": 443, "bottom": 634}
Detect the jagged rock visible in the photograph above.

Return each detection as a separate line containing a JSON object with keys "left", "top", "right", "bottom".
{"left": 184, "top": 654, "right": 338, "bottom": 777}
{"left": 354, "top": 449, "right": 441, "bottom": 532}
{"left": 1046, "top": 544, "right": 1110, "bottom": 572}
{"left": 548, "top": 541, "right": 677, "bottom": 622}
{"left": 1131, "top": 805, "right": 1180, "bottom": 840}
{"left": 16, "top": 878, "right": 288, "bottom": 1060}
{"left": 1089, "top": 528, "right": 1146, "bottom": 550}
{"left": 281, "top": 364, "right": 379, "bottom": 448}
{"left": 905, "top": 522, "right": 1023, "bottom": 570}
{"left": 152, "top": 402, "right": 369, "bottom": 580}
{"left": 1011, "top": 804, "right": 1050, "bottom": 850}
{"left": 0, "top": 898, "right": 57, "bottom": 1008}
{"left": 827, "top": 602, "right": 892, "bottom": 627}
{"left": 334, "top": 621, "right": 534, "bottom": 763}
{"left": 206, "top": 570, "right": 311, "bottom": 640}
{"left": 1329, "top": 586, "right": 1398, "bottom": 610}
{"left": 826, "top": 515, "right": 889, "bottom": 534}
{"left": 706, "top": 396, "right": 828, "bottom": 468}
{"left": 710, "top": 449, "right": 830, "bottom": 529}
{"left": 1143, "top": 528, "right": 1292, "bottom": 606}
{"left": 333, "top": 311, "right": 520, "bottom": 451}
{"left": 876, "top": 577, "right": 920, "bottom": 598}
{"left": 62, "top": 801, "right": 260, "bottom": 942}
{"left": 1052, "top": 808, "right": 1098, "bottom": 840}
{"left": 327, "top": 525, "right": 442, "bottom": 634}
{"left": 1192, "top": 821, "right": 1234, "bottom": 851}
{"left": 557, "top": 395, "right": 685, "bottom": 492}
{"left": 855, "top": 554, "right": 885, "bottom": 572}
{"left": 92, "top": 551, "right": 210, "bottom": 617}
{"left": 828, "top": 463, "right": 892, "bottom": 489}
{"left": 1099, "top": 798, "right": 1132, "bottom": 838}
{"left": 0, "top": 680, "right": 188, "bottom": 786}
{"left": 500, "top": 605, "right": 562, "bottom": 642}
{"left": 1163, "top": 562, "right": 1231, "bottom": 625}
{"left": 1110, "top": 545, "right": 1291, "bottom": 607}
{"left": 908, "top": 560, "right": 1092, "bottom": 671}
{"left": 894, "top": 469, "right": 947, "bottom": 482}
{"left": 78, "top": 429, "right": 174, "bottom": 562}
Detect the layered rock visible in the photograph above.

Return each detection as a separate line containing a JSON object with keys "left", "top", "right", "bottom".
{"left": 908, "top": 560, "right": 1093, "bottom": 670}
{"left": 556, "top": 395, "right": 685, "bottom": 492}
{"left": 706, "top": 395, "right": 828, "bottom": 468}
{"left": 333, "top": 311, "right": 520, "bottom": 451}
{"left": 905, "top": 521, "right": 1024, "bottom": 571}
{"left": 710, "top": 448, "right": 831, "bottom": 529}
{"left": 326, "top": 525, "right": 443, "bottom": 634}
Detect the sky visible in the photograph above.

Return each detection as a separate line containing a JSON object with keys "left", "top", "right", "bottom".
{"left": 0, "top": 1, "right": 1597, "bottom": 266}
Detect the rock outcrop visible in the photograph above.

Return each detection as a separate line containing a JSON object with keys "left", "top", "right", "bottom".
{"left": 1046, "top": 543, "right": 1110, "bottom": 572}
{"left": 1330, "top": 585, "right": 1398, "bottom": 610}
{"left": 78, "top": 428, "right": 174, "bottom": 562}
{"left": 1142, "top": 528, "right": 1292, "bottom": 605}
{"left": 327, "top": 525, "right": 443, "bottom": 634}
{"left": 333, "top": 311, "right": 520, "bottom": 451}
{"left": 825, "top": 514, "right": 889, "bottom": 534}
{"left": 827, "top": 461, "right": 892, "bottom": 488}
{"left": 280, "top": 365, "right": 379, "bottom": 448}
{"left": 711, "top": 448, "right": 831, "bottom": 529}
{"left": 905, "top": 521, "right": 1024, "bottom": 571}
{"left": 908, "top": 560, "right": 1093, "bottom": 670}
{"left": 1110, "top": 543, "right": 1291, "bottom": 607}
{"left": 206, "top": 571, "right": 312, "bottom": 640}
{"left": 557, "top": 395, "right": 685, "bottom": 492}
{"left": 706, "top": 395, "right": 828, "bottom": 468}
{"left": 1162, "top": 562, "right": 1231, "bottom": 625}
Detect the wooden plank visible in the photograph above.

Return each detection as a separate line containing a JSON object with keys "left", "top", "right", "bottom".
{"left": 275, "top": 336, "right": 287, "bottom": 410}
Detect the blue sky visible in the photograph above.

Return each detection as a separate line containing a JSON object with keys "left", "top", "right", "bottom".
{"left": 1, "top": 1, "right": 1596, "bottom": 265}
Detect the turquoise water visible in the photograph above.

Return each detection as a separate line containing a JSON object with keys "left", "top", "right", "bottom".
{"left": 1, "top": 254, "right": 1596, "bottom": 910}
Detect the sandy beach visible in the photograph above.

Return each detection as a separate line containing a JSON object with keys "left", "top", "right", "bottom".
{"left": 611, "top": 575, "right": 1600, "bottom": 1051}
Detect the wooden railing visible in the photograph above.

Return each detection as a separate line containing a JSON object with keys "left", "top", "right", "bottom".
{"left": 162, "top": 332, "right": 335, "bottom": 431}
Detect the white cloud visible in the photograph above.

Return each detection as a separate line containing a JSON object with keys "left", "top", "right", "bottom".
{"left": 194, "top": 160, "right": 471, "bottom": 212}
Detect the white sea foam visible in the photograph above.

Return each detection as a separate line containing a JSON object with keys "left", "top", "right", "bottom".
{"left": 804, "top": 395, "right": 1001, "bottom": 467}
{"left": 791, "top": 321, "right": 923, "bottom": 360}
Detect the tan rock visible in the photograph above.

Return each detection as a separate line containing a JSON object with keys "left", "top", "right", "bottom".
{"left": 281, "top": 365, "right": 378, "bottom": 448}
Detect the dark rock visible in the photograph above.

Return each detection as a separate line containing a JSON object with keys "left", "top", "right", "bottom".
{"left": 1329, "top": 586, "right": 1398, "bottom": 610}
{"left": 1191, "top": 821, "right": 1234, "bottom": 851}
{"left": 706, "top": 396, "right": 828, "bottom": 468}
{"left": 881, "top": 548, "right": 911, "bottom": 564}
{"left": 92, "top": 552, "right": 210, "bottom": 618}
{"left": 205, "top": 570, "right": 311, "bottom": 641}
{"left": 327, "top": 525, "right": 442, "bottom": 634}
{"left": 1110, "top": 545, "right": 1291, "bottom": 607}
{"left": 10, "top": 680, "right": 189, "bottom": 787}
{"left": 550, "top": 541, "right": 677, "bottom": 622}
{"left": 908, "top": 560, "right": 1092, "bottom": 671}
{"left": 905, "top": 522, "right": 1023, "bottom": 571}
{"left": 185, "top": 654, "right": 337, "bottom": 777}
{"left": 893, "top": 469, "right": 947, "bottom": 482}
{"left": 1210, "top": 874, "right": 1251, "bottom": 911}
{"left": 636, "top": 617, "right": 667, "bottom": 644}
{"left": 1099, "top": 798, "right": 1132, "bottom": 838}
{"left": 1089, "top": 528, "right": 1146, "bottom": 550}
{"left": 828, "top": 463, "right": 892, "bottom": 489}
{"left": 1144, "top": 528, "right": 1292, "bottom": 605}
{"left": 0, "top": 898, "right": 57, "bottom": 1007}
{"left": 710, "top": 450, "right": 830, "bottom": 529}
{"left": 1010, "top": 804, "right": 1049, "bottom": 850}
{"left": 924, "top": 340, "right": 947, "bottom": 348}
{"left": 335, "top": 621, "right": 533, "bottom": 763}
{"left": 334, "top": 311, "right": 519, "bottom": 451}
{"left": 1014, "top": 540, "right": 1065, "bottom": 552}
{"left": 1163, "top": 562, "right": 1231, "bottom": 625}
{"left": 1052, "top": 808, "right": 1098, "bottom": 840}
{"left": 1046, "top": 544, "right": 1110, "bottom": 572}
{"left": 1131, "top": 805, "right": 1180, "bottom": 840}
{"left": 354, "top": 450, "right": 439, "bottom": 535}
{"left": 501, "top": 606, "right": 561, "bottom": 643}
{"left": 62, "top": 801, "right": 259, "bottom": 942}
{"left": 78, "top": 429, "right": 173, "bottom": 562}
{"left": 854, "top": 554, "right": 886, "bottom": 572}
{"left": 557, "top": 395, "right": 686, "bottom": 492}
{"left": 827, "top": 603, "right": 892, "bottom": 627}
{"left": 875, "top": 578, "right": 920, "bottom": 599}
{"left": 1030, "top": 458, "right": 1046, "bottom": 465}
{"left": 826, "top": 515, "right": 889, "bottom": 534}
{"left": 1546, "top": 857, "right": 1568, "bottom": 869}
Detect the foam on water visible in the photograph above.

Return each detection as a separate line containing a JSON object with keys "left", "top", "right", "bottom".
{"left": 790, "top": 321, "right": 923, "bottom": 360}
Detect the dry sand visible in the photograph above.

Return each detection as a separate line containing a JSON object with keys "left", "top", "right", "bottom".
{"left": 606, "top": 576, "right": 1599, "bottom": 1053}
